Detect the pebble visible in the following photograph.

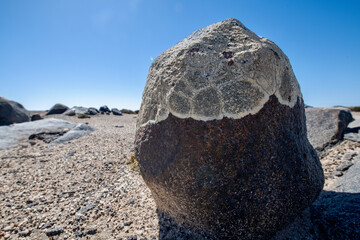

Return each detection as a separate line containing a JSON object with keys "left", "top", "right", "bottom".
{"left": 18, "top": 229, "right": 31, "bottom": 237}
{"left": 46, "top": 227, "right": 64, "bottom": 237}
{"left": 336, "top": 161, "right": 354, "bottom": 171}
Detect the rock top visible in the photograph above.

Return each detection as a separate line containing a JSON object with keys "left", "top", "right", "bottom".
{"left": 138, "top": 18, "right": 302, "bottom": 126}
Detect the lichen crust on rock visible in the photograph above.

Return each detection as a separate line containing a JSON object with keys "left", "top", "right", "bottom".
{"left": 138, "top": 18, "right": 302, "bottom": 127}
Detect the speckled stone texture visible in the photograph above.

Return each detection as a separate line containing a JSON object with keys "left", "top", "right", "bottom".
{"left": 136, "top": 96, "right": 324, "bottom": 239}
{"left": 135, "top": 18, "right": 324, "bottom": 239}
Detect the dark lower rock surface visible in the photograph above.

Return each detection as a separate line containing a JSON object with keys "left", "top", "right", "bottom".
{"left": 0, "top": 97, "right": 30, "bottom": 126}
{"left": 135, "top": 95, "right": 324, "bottom": 239}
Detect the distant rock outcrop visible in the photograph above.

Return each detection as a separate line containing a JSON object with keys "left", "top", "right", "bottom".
{"left": 99, "top": 105, "right": 110, "bottom": 114}
{"left": 46, "top": 103, "right": 69, "bottom": 115}
{"left": 135, "top": 18, "right": 324, "bottom": 239}
{"left": 306, "top": 108, "right": 354, "bottom": 151}
{"left": 31, "top": 114, "right": 43, "bottom": 121}
{"left": 0, "top": 97, "right": 30, "bottom": 126}
{"left": 111, "top": 108, "right": 122, "bottom": 116}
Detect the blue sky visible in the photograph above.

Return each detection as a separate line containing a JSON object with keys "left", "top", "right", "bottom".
{"left": 0, "top": 0, "right": 359, "bottom": 110}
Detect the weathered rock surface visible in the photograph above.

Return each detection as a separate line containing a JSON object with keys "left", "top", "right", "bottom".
{"left": 64, "top": 106, "right": 90, "bottom": 116}
{"left": 306, "top": 108, "right": 354, "bottom": 151}
{"left": 135, "top": 18, "right": 324, "bottom": 239}
{"left": 0, "top": 97, "right": 30, "bottom": 126}
{"left": 46, "top": 103, "right": 69, "bottom": 115}
{"left": 0, "top": 118, "right": 94, "bottom": 150}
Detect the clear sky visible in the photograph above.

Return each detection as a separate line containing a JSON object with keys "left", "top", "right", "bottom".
{"left": 0, "top": 0, "right": 359, "bottom": 110}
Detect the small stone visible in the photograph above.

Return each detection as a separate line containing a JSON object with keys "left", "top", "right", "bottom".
{"left": 66, "top": 169, "right": 72, "bottom": 174}
{"left": 18, "top": 229, "right": 31, "bottom": 237}
{"left": 124, "top": 221, "right": 133, "bottom": 226}
{"left": 45, "top": 227, "right": 64, "bottom": 237}
{"left": 336, "top": 161, "right": 354, "bottom": 171}
{"left": 333, "top": 171, "right": 343, "bottom": 177}
{"left": 42, "top": 221, "right": 56, "bottom": 229}
{"left": 128, "top": 199, "right": 135, "bottom": 205}
{"left": 78, "top": 202, "right": 97, "bottom": 214}
{"left": 75, "top": 231, "right": 84, "bottom": 237}
{"left": 126, "top": 236, "right": 137, "bottom": 240}
{"left": 86, "top": 228, "right": 97, "bottom": 235}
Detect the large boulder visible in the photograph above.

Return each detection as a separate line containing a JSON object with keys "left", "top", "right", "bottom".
{"left": 46, "top": 103, "right": 69, "bottom": 115}
{"left": 135, "top": 18, "right": 324, "bottom": 239}
{"left": 0, "top": 97, "right": 30, "bottom": 126}
{"left": 306, "top": 108, "right": 354, "bottom": 151}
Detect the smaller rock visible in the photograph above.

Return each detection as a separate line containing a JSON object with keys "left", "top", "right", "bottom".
{"left": 87, "top": 107, "right": 99, "bottom": 115}
{"left": 75, "top": 231, "right": 85, "bottom": 237}
{"left": 115, "top": 125, "right": 124, "bottom": 128}
{"left": 336, "top": 161, "right": 354, "bottom": 171}
{"left": 18, "top": 229, "right": 31, "bottom": 237}
{"left": 124, "top": 221, "right": 133, "bottom": 226}
{"left": 112, "top": 108, "right": 123, "bottom": 116}
{"left": 31, "top": 114, "right": 43, "bottom": 121}
{"left": 99, "top": 105, "right": 110, "bottom": 113}
{"left": 128, "top": 199, "right": 135, "bottom": 205}
{"left": 46, "top": 103, "right": 69, "bottom": 115}
{"left": 78, "top": 202, "right": 97, "bottom": 214}
{"left": 46, "top": 227, "right": 64, "bottom": 237}
{"left": 126, "top": 236, "right": 137, "bottom": 240}
{"left": 333, "top": 171, "right": 343, "bottom": 177}
{"left": 86, "top": 228, "right": 97, "bottom": 235}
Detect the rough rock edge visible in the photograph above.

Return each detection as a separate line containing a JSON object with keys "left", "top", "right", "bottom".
{"left": 139, "top": 18, "right": 302, "bottom": 127}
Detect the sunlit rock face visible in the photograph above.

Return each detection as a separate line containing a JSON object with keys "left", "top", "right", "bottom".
{"left": 135, "top": 18, "right": 324, "bottom": 239}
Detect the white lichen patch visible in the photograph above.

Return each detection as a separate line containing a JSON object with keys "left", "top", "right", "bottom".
{"left": 138, "top": 18, "right": 302, "bottom": 127}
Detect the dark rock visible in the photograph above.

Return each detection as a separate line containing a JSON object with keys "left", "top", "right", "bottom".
{"left": 87, "top": 107, "right": 99, "bottom": 115}
{"left": 124, "top": 221, "right": 133, "bottom": 226}
{"left": 45, "top": 227, "right": 64, "bottom": 237}
{"left": 30, "top": 114, "right": 43, "bottom": 121}
{"left": 126, "top": 236, "right": 137, "bottom": 240}
{"left": 310, "top": 191, "right": 360, "bottom": 239}
{"left": 75, "top": 231, "right": 85, "bottom": 237}
{"left": 99, "top": 105, "right": 110, "bottom": 113}
{"left": 86, "top": 228, "right": 97, "bottom": 235}
{"left": 46, "top": 103, "right": 69, "bottom": 115}
{"left": 0, "top": 96, "right": 30, "bottom": 126}
{"left": 111, "top": 108, "right": 123, "bottom": 116}
{"left": 306, "top": 108, "right": 354, "bottom": 151}
{"left": 78, "top": 202, "right": 97, "bottom": 214}
{"left": 135, "top": 18, "right": 324, "bottom": 239}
